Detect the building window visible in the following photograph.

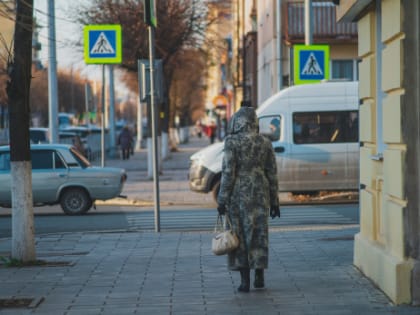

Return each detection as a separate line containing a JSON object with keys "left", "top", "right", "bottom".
{"left": 331, "top": 60, "right": 358, "bottom": 81}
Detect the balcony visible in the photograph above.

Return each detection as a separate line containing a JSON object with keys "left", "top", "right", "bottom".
{"left": 284, "top": 1, "right": 358, "bottom": 44}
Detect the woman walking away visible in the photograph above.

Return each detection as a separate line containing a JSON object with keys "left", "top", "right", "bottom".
{"left": 118, "top": 126, "right": 133, "bottom": 160}
{"left": 217, "top": 106, "right": 280, "bottom": 293}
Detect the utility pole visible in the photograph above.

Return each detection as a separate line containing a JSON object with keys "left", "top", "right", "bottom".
{"left": 7, "top": 0, "right": 36, "bottom": 262}
{"left": 305, "top": 0, "right": 313, "bottom": 45}
{"left": 48, "top": 0, "right": 59, "bottom": 143}
{"left": 101, "top": 65, "right": 106, "bottom": 167}
{"left": 84, "top": 83, "right": 90, "bottom": 124}
{"left": 108, "top": 65, "right": 117, "bottom": 157}
{"left": 148, "top": 26, "right": 160, "bottom": 233}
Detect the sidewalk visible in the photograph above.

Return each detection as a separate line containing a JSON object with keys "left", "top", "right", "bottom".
{"left": 0, "top": 137, "right": 419, "bottom": 314}
{"left": 1, "top": 227, "right": 418, "bottom": 314}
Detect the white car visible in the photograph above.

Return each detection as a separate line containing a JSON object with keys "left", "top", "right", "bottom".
{"left": 0, "top": 144, "right": 127, "bottom": 215}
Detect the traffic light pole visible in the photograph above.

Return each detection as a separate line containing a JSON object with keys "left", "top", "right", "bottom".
{"left": 148, "top": 25, "right": 161, "bottom": 232}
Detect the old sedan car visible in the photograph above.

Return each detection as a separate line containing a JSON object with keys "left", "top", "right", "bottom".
{"left": 0, "top": 144, "right": 127, "bottom": 215}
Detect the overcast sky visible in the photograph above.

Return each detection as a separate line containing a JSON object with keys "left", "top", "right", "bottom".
{"left": 33, "top": 0, "right": 129, "bottom": 94}
{"left": 34, "top": 0, "right": 84, "bottom": 70}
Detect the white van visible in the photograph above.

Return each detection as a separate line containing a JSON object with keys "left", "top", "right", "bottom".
{"left": 189, "top": 81, "right": 359, "bottom": 200}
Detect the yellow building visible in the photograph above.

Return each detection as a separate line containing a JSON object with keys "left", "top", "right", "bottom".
{"left": 0, "top": 1, "right": 15, "bottom": 138}
{"left": 0, "top": 1, "right": 15, "bottom": 57}
{"left": 337, "top": 0, "right": 420, "bottom": 305}
{"left": 0, "top": 1, "right": 15, "bottom": 105}
{"left": 235, "top": 0, "right": 359, "bottom": 107}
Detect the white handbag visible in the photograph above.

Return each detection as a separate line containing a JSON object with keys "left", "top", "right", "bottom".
{"left": 212, "top": 214, "right": 239, "bottom": 255}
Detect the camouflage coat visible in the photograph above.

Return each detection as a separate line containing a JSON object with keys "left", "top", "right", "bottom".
{"left": 217, "top": 107, "right": 279, "bottom": 270}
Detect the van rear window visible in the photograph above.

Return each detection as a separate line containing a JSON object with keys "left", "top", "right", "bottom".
{"left": 293, "top": 111, "right": 358, "bottom": 144}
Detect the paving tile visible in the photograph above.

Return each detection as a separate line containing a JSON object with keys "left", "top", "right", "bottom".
{"left": 1, "top": 226, "right": 420, "bottom": 314}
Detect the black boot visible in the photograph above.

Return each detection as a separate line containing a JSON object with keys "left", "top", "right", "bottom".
{"left": 238, "top": 268, "right": 250, "bottom": 293}
{"left": 254, "top": 269, "right": 264, "bottom": 288}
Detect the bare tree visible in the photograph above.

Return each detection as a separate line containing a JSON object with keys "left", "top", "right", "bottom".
{"left": 29, "top": 68, "right": 94, "bottom": 126}
{"left": 29, "top": 68, "right": 49, "bottom": 125}
{"left": 169, "top": 48, "right": 207, "bottom": 124}
{"left": 6, "top": 0, "right": 35, "bottom": 261}
{"left": 75, "top": 0, "right": 219, "bottom": 129}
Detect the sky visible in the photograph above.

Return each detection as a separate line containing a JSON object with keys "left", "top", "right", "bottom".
{"left": 34, "top": 0, "right": 86, "bottom": 71}
{"left": 33, "top": 0, "right": 129, "bottom": 92}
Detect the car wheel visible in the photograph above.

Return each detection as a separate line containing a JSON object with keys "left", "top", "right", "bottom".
{"left": 212, "top": 180, "right": 220, "bottom": 202}
{"left": 60, "top": 188, "right": 92, "bottom": 215}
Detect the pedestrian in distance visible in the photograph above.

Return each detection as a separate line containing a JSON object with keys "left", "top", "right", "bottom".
{"left": 195, "top": 120, "right": 203, "bottom": 138}
{"left": 130, "top": 124, "right": 137, "bottom": 155}
{"left": 117, "top": 125, "right": 133, "bottom": 160}
{"left": 209, "top": 120, "right": 217, "bottom": 144}
{"left": 217, "top": 106, "right": 281, "bottom": 293}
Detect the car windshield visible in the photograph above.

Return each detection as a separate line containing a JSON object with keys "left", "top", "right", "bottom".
{"left": 70, "top": 147, "right": 91, "bottom": 168}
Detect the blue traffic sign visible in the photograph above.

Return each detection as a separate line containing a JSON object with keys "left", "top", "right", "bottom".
{"left": 299, "top": 50, "right": 325, "bottom": 80}
{"left": 84, "top": 25, "right": 122, "bottom": 64}
{"left": 293, "top": 45, "right": 329, "bottom": 85}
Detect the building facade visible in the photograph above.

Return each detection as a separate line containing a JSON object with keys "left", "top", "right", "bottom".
{"left": 337, "top": 0, "right": 420, "bottom": 305}
{"left": 255, "top": 0, "right": 358, "bottom": 105}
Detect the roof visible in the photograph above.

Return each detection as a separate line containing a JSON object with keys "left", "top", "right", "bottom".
{"left": 256, "top": 81, "right": 358, "bottom": 116}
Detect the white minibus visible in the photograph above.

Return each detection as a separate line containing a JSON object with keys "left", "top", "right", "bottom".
{"left": 189, "top": 81, "right": 359, "bottom": 200}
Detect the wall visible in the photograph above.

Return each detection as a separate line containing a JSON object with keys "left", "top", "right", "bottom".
{"left": 257, "top": 0, "right": 278, "bottom": 105}
{"left": 256, "top": 0, "right": 359, "bottom": 105}
{"left": 401, "top": 0, "right": 420, "bottom": 305}
{"left": 341, "top": 0, "right": 416, "bottom": 304}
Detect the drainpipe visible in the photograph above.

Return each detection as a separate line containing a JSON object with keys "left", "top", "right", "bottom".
{"left": 276, "top": 0, "right": 283, "bottom": 90}
{"left": 242, "top": 0, "right": 247, "bottom": 103}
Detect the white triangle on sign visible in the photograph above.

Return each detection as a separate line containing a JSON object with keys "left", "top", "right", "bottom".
{"left": 301, "top": 52, "right": 323, "bottom": 75}
{"left": 90, "top": 32, "right": 115, "bottom": 54}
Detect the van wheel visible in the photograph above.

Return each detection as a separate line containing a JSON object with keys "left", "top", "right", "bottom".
{"left": 212, "top": 181, "right": 220, "bottom": 202}
{"left": 60, "top": 188, "right": 92, "bottom": 215}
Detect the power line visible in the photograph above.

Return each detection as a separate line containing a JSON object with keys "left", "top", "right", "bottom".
{"left": 34, "top": 7, "right": 80, "bottom": 25}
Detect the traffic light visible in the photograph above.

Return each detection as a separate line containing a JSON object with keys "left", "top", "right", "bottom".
{"left": 143, "top": 0, "right": 157, "bottom": 27}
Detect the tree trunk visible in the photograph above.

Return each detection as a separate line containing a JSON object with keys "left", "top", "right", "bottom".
{"left": 6, "top": 0, "right": 35, "bottom": 261}
{"left": 11, "top": 162, "right": 35, "bottom": 260}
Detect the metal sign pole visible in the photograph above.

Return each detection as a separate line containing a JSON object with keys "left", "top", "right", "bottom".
{"left": 148, "top": 25, "right": 161, "bottom": 232}
{"left": 101, "top": 64, "right": 106, "bottom": 167}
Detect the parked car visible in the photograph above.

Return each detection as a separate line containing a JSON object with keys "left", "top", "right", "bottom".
{"left": 59, "top": 126, "right": 92, "bottom": 159}
{"left": 59, "top": 131, "right": 78, "bottom": 145}
{"left": 29, "top": 127, "right": 49, "bottom": 144}
{"left": 58, "top": 112, "right": 76, "bottom": 129}
{"left": 0, "top": 144, "right": 127, "bottom": 215}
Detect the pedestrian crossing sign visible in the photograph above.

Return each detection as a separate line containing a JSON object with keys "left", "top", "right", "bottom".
{"left": 84, "top": 25, "right": 122, "bottom": 64}
{"left": 293, "top": 45, "right": 329, "bottom": 85}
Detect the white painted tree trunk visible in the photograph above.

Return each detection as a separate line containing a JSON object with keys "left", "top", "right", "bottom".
{"left": 11, "top": 161, "right": 35, "bottom": 261}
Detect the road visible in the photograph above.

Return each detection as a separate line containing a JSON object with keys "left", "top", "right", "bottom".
{"left": 0, "top": 204, "right": 358, "bottom": 238}
{"left": 0, "top": 136, "right": 360, "bottom": 238}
